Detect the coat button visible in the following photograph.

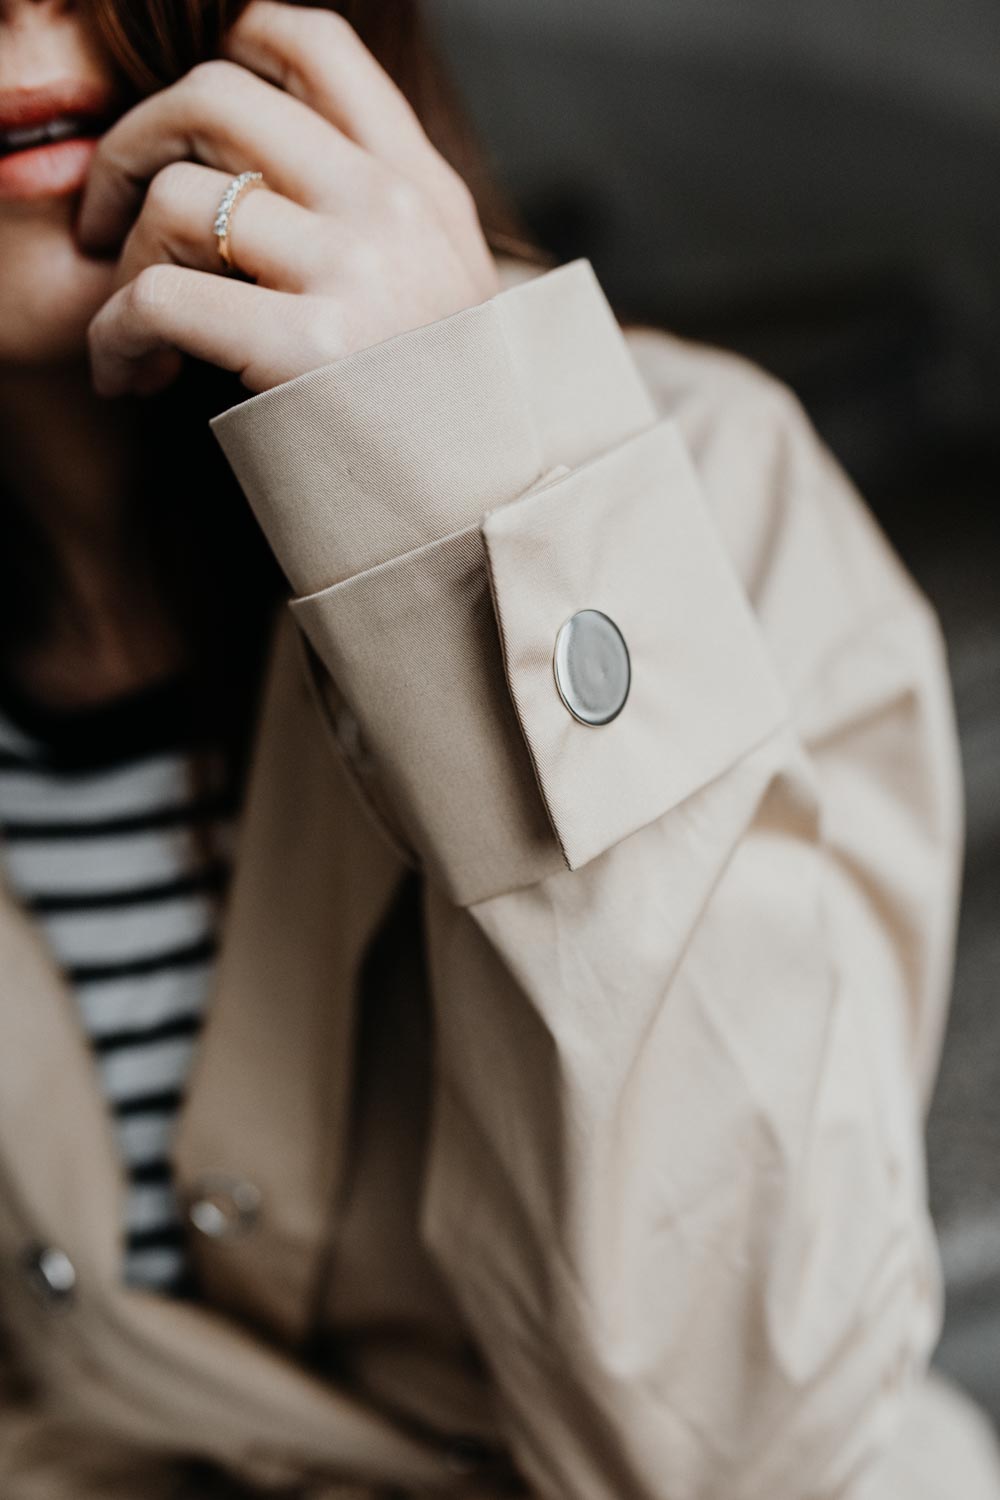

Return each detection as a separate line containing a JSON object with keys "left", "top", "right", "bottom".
{"left": 22, "top": 1245, "right": 77, "bottom": 1308}
{"left": 185, "top": 1175, "right": 261, "bottom": 1240}
{"left": 553, "top": 609, "right": 631, "bottom": 726}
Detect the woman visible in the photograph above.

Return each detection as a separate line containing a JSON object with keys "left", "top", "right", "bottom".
{"left": 0, "top": 0, "right": 997, "bottom": 1495}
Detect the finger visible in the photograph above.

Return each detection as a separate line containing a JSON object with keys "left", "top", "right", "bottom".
{"left": 116, "top": 161, "right": 321, "bottom": 292}
{"left": 225, "top": 2, "right": 435, "bottom": 180}
{"left": 87, "top": 263, "right": 339, "bottom": 397}
{"left": 78, "top": 57, "right": 374, "bottom": 254}
{"left": 223, "top": 2, "right": 471, "bottom": 223}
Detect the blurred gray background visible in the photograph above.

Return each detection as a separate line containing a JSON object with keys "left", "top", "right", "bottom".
{"left": 426, "top": 0, "right": 1000, "bottom": 1422}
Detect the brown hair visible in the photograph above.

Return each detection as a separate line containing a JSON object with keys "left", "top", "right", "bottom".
{"left": 1, "top": 1, "right": 532, "bottom": 854}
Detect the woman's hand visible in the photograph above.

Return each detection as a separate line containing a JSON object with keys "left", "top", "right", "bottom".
{"left": 79, "top": 0, "right": 500, "bottom": 397}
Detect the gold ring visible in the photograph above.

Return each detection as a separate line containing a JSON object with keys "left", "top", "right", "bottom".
{"left": 214, "top": 171, "right": 264, "bottom": 272}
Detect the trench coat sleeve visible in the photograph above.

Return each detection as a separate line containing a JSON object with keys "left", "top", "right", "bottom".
{"left": 211, "top": 260, "right": 971, "bottom": 1498}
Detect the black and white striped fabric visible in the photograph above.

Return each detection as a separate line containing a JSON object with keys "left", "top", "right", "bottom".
{"left": 0, "top": 675, "right": 238, "bottom": 1294}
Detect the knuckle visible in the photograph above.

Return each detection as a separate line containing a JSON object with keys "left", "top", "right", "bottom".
{"left": 306, "top": 301, "right": 346, "bottom": 365}
{"left": 129, "top": 264, "right": 172, "bottom": 318}
{"left": 383, "top": 176, "right": 426, "bottom": 226}
{"left": 336, "top": 234, "right": 381, "bottom": 285}
{"left": 185, "top": 58, "right": 245, "bottom": 104}
{"left": 310, "top": 7, "right": 356, "bottom": 45}
{"left": 145, "top": 161, "right": 191, "bottom": 216}
{"left": 250, "top": 2, "right": 358, "bottom": 68}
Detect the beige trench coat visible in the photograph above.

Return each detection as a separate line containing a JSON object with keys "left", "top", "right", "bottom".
{"left": 0, "top": 260, "right": 997, "bottom": 1499}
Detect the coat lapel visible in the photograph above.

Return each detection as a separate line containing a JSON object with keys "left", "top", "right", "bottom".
{"left": 0, "top": 866, "right": 123, "bottom": 1274}
{"left": 172, "top": 605, "right": 408, "bottom": 1344}
{"left": 0, "top": 602, "right": 407, "bottom": 1349}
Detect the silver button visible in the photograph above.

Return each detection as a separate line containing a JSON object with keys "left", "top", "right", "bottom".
{"left": 22, "top": 1245, "right": 76, "bottom": 1308}
{"left": 185, "top": 1175, "right": 261, "bottom": 1240}
{"left": 553, "top": 609, "right": 631, "bottom": 726}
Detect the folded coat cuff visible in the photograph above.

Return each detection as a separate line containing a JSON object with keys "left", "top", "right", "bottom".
{"left": 211, "top": 260, "right": 789, "bottom": 903}
{"left": 210, "top": 258, "right": 657, "bottom": 597}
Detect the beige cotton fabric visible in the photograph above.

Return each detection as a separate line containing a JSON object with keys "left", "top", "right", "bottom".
{"left": 0, "top": 258, "right": 997, "bottom": 1499}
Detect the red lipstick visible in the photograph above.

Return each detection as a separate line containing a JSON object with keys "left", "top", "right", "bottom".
{"left": 0, "top": 81, "right": 117, "bottom": 202}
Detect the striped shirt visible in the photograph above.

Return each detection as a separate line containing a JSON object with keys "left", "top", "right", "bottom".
{"left": 0, "top": 673, "right": 239, "bottom": 1294}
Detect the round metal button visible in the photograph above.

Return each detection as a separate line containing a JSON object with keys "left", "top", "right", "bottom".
{"left": 22, "top": 1245, "right": 76, "bottom": 1308}
{"left": 185, "top": 1175, "right": 261, "bottom": 1240}
{"left": 553, "top": 609, "right": 631, "bottom": 726}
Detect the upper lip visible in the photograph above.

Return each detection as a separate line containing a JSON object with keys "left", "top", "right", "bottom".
{"left": 0, "top": 79, "right": 117, "bottom": 136}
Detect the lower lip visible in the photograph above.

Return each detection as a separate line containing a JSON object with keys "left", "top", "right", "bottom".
{"left": 0, "top": 137, "right": 99, "bottom": 201}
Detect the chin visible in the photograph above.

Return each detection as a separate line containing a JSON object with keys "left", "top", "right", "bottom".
{"left": 0, "top": 202, "right": 116, "bottom": 367}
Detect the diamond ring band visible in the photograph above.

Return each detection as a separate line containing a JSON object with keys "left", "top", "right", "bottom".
{"left": 214, "top": 170, "right": 265, "bottom": 273}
